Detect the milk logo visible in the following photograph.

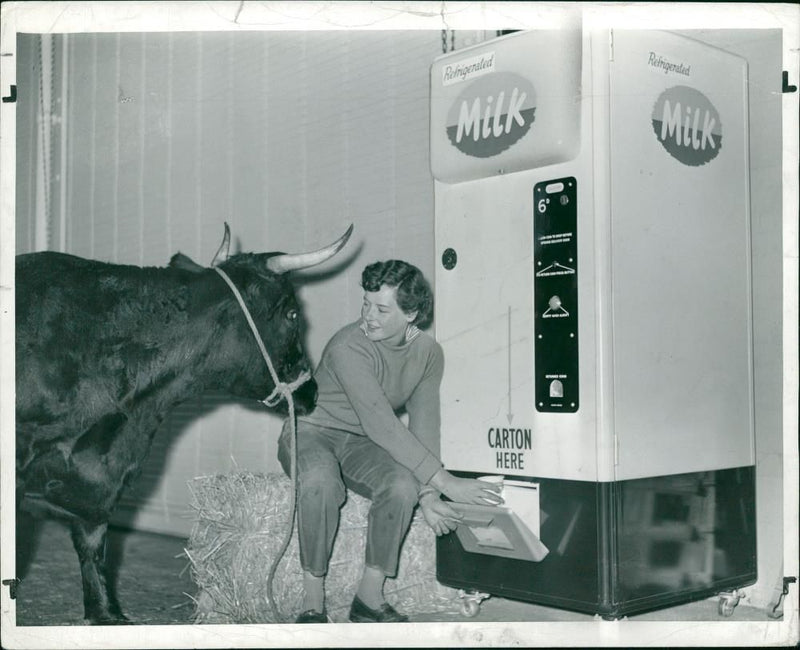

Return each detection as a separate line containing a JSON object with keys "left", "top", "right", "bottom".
{"left": 446, "top": 72, "right": 537, "bottom": 158}
{"left": 651, "top": 85, "right": 722, "bottom": 166}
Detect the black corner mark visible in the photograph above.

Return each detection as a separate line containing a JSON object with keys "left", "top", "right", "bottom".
{"left": 769, "top": 576, "right": 797, "bottom": 617}
{"left": 783, "top": 71, "right": 797, "bottom": 94}
{"left": 3, "top": 578, "right": 20, "bottom": 599}
{"left": 2, "top": 85, "right": 16, "bottom": 103}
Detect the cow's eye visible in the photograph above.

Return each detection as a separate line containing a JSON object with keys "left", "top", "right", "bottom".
{"left": 286, "top": 309, "right": 298, "bottom": 321}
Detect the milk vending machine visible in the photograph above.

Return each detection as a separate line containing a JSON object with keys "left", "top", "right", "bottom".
{"left": 431, "top": 29, "right": 756, "bottom": 619}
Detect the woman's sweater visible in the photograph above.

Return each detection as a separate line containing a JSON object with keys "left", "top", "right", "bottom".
{"left": 298, "top": 320, "right": 444, "bottom": 484}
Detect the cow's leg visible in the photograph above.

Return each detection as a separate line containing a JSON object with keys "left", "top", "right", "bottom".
{"left": 21, "top": 410, "right": 162, "bottom": 623}
{"left": 69, "top": 518, "right": 129, "bottom": 624}
{"left": 15, "top": 509, "right": 41, "bottom": 580}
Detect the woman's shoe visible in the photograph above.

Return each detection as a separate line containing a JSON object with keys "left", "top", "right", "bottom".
{"left": 348, "top": 596, "right": 409, "bottom": 622}
{"left": 295, "top": 609, "right": 328, "bottom": 623}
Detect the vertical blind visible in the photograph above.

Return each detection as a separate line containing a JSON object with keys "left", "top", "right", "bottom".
{"left": 17, "top": 30, "right": 490, "bottom": 535}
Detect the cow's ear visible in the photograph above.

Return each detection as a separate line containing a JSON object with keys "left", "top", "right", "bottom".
{"left": 169, "top": 253, "right": 205, "bottom": 273}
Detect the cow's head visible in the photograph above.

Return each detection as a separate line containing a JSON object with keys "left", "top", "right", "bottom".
{"left": 171, "top": 224, "right": 352, "bottom": 415}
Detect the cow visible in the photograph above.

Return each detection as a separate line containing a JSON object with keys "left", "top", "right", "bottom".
{"left": 15, "top": 224, "right": 353, "bottom": 624}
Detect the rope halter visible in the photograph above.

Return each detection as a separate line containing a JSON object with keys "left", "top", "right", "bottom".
{"left": 214, "top": 264, "right": 307, "bottom": 622}
{"left": 214, "top": 266, "right": 311, "bottom": 407}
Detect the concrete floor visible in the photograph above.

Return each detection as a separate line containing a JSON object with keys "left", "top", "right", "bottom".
{"left": 13, "top": 518, "right": 770, "bottom": 627}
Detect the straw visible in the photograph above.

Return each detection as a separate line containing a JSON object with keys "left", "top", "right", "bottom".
{"left": 185, "top": 472, "right": 460, "bottom": 623}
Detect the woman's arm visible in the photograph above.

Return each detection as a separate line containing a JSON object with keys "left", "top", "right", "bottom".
{"left": 419, "top": 491, "right": 462, "bottom": 536}
{"left": 405, "top": 342, "right": 444, "bottom": 458}
{"left": 326, "top": 342, "right": 443, "bottom": 484}
{"left": 429, "top": 468, "right": 504, "bottom": 505}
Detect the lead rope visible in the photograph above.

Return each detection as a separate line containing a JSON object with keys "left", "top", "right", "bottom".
{"left": 214, "top": 267, "right": 308, "bottom": 623}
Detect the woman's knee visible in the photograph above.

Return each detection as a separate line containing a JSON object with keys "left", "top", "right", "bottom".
{"left": 297, "top": 468, "right": 346, "bottom": 506}
{"left": 279, "top": 426, "right": 346, "bottom": 505}
{"left": 374, "top": 469, "right": 418, "bottom": 508}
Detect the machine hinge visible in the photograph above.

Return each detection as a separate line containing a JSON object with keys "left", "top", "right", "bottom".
{"left": 2, "top": 578, "right": 20, "bottom": 599}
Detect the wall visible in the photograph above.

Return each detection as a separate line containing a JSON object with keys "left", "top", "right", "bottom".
{"left": 15, "top": 29, "right": 476, "bottom": 535}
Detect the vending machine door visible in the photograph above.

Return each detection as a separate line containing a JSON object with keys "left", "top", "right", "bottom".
{"left": 606, "top": 30, "right": 755, "bottom": 480}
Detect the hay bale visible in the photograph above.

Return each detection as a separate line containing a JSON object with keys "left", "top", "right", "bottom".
{"left": 186, "top": 472, "right": 460, "bottom": 623}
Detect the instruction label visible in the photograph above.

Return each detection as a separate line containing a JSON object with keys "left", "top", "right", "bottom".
{"left": 533, "top": 178, "right": 579, "bottom": 412}
{"left": 487, "top": 426, "right": 532, "bottom": 470}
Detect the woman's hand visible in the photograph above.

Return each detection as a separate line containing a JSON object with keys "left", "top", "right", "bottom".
{"left": 419, "top": 493, "right": 463, "bottom": 536}
{"left": 429, "top": 469, "right": 504, "bottom": 505}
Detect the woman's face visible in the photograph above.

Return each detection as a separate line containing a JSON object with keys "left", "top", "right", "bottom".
{"left": 361, "top": 284, "right": 416, "bottom": 345}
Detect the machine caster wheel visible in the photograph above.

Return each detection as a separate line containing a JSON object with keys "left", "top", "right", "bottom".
{"left": 717, "top": 589, "right": 742, "bottom": 617}
{"left": 460, "top": 599, "right": 480, "bottom": 617}
{"left": 458, "top": 589, "right": 490, "bottom": 618}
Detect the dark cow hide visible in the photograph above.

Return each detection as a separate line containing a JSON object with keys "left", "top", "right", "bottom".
{"left": 15, "top": 225, "right": 352, "bottom": 624}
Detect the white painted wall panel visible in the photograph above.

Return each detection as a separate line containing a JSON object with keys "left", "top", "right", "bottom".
{"left": 14, "top": 34, "right": 37, "bottom": 254}
{"left": 16, "top": 30, "right": 445, "bottom": 535}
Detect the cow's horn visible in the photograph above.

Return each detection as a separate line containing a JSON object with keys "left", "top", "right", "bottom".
{"left": 211, "top": 222, "right": 231, "bottom": 266}
{"left": 265, "top": 224, "right": 353, "bottom": 274}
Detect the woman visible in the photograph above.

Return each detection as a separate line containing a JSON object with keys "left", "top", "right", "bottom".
{"left": 278, "top": 259, "right": 503, "bottom": 623}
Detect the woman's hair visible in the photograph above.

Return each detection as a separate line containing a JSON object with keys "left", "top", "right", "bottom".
{"left": 361, "top": 260, "right": 433, "bottom": 327}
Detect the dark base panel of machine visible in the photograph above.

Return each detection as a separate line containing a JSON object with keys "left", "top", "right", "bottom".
{"left": 436, "top": 466, "right": 756, "bottom": 618}
{"left": 438, "top": 476, "right": 601, "bottom": 612}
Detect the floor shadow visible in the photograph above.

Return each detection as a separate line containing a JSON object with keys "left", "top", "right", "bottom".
{"left": 14, "top": 519, "right": 195, "bottom": 626}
